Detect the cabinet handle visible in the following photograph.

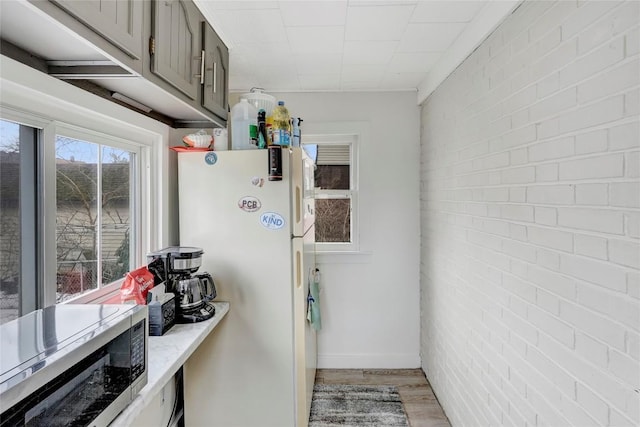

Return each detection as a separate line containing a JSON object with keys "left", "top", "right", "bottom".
{"left": 213, "top": 62, "right": 217, "bottom": 93}
{"left": 200, "top": 50, "right": 205, "bottom": 85}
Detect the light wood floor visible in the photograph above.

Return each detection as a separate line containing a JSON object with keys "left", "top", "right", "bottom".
{"left": 315, "top": 369, "right": 451, "bottom": 427}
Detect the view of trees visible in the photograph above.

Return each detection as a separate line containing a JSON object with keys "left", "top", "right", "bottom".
{"left": 55, "top": 137, "right": 132, "bottom": 301}
{"left": 314, "top": 164, "right": 351, "bottom": 243}
{"left": 0, "top": 129, "right": 133, "bottom": 322}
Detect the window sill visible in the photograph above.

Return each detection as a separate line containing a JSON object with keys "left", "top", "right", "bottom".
{"left": 315, "top": 251, "right": 372, "bottom": 264}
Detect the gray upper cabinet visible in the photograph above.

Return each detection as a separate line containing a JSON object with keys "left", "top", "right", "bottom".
{"left": 150, "top": 0, "right": 201, "bottom": 101}
{"left": 25, "top": 0, "right": 145, "bottom": 74}
{"left": 50, "top": 0, "right": 143, "bottom": 60}
{"left": 201, "top": 22, "right": 228, "bottom": 120}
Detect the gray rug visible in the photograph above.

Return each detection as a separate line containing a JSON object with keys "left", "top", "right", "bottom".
{"left": 309, "top": 384, "right": 410, "bottom": 427}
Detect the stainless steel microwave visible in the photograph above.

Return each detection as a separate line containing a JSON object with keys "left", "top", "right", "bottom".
{"left": 0, "top": 304, "right": 148, "bottom": 427}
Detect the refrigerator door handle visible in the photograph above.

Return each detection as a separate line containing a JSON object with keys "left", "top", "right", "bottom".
{"left": 296, "top": 249, "right": 302, "bottom": 288}
{"left": 295, "top": 185, "right": 302, "bottom": 227}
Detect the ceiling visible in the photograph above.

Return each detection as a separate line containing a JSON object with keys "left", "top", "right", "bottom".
{"left": 196, "top": 0, "right": 520, "bottom": 99}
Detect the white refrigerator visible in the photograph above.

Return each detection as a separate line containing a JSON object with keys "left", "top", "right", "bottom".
{"left": 177, "top": 147, "right": 317, "bottom": 427}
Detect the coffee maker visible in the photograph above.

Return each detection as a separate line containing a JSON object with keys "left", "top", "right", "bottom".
{"left": 147, "top": 246, "right": 216, "bottom": 323}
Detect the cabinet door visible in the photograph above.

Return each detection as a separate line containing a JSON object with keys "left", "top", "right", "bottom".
{"left": 151, "top": 0, "right": 201, "bottom": 100}
{"left": 51, "top": 0, "right": 143, "bottom": 60}
{"left": 201, "top": 23, "right": 229, "bottom": 120}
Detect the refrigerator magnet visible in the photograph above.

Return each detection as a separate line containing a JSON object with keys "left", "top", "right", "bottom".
{"left": 204, "top": 152, "right": 218, "bottom": 165}
{"left": 238, "top": 196, "right": 261, "bottom": 212}
{"left": 251, "top": 176, "right": 264, "bottom": 187}
{"left": 260, "top": 212, "right": 285, "bottom": 230}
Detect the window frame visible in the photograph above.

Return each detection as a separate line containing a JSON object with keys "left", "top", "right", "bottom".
{"left": 49, "top": 124, "right": 147, "bottom": 305}
{"left": 303, "top": 124, "right": 362, "bottom": 253}
{"left": 0, "top": 108, "right": 154, "bottom": 309}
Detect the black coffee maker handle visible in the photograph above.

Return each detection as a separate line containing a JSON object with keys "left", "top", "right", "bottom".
{"left": 195, "top": 273, "right": 216, "bottom": 301}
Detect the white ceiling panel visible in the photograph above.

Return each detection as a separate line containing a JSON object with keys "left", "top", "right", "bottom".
{"left": 212, "top": 9, "right": 288, "bottom": 45}
{"left": 380, "top": 71, "right": 427, "bottom": 89}
{"left": 298, "top": 74, "right": 342, "bottom": 90}
{"left": 410, "top": 1, "right": 485, "bottom": 23}
{"left": 342, "top": 41, "right": 398, "bottom": 65}
{"left": 295, "top": 54, "right": 344, "bottom": 75}
{"left": 199, "top": 1, "right": 279, "bottom": 10}
{"left": 279, "top": 1, "right": 348, "bottom": 26}
{"left": 345, "top": 5, "right": 415, "bottom": 41}
{"left": 341, "top": 65, "right": 385, "bottom": 83}
{"left": 387, "top": 52, "right": 442, "bottom": 73}
{"left": 194, "top": 0, "right": 519, "bottom": 94}
{"left": 397, "top": 22, "right": 467, "bottom": 52}
{"left": 287, "top": 26, "right": 345, "bottom": 54}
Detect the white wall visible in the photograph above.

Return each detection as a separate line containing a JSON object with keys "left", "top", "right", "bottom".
{"left": 266, "top": 91, "right": 421, "bottom": 368}
{"left": 420, "top": 1, "right": 639, "bottom": 426}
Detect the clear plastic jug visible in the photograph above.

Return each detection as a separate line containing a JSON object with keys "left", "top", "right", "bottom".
{"left": 230, "top": 98, "right": 258, "bottom": 150}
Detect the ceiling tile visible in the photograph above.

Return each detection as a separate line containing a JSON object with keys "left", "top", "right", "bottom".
{"left": 341, "top": 65, "right": 385, "bottom": 83}
{"left": 231, "top": 43, "right": 295, "bottom": 65}
{"left": 200, "top": 1, "right": 279, "bottom": 10}
{"left": 298, "top": 74, "right": 342, "bottom": 90}
{"left": 295, "top": 54, "right": 343, "bottom": 75}
{"left": 410, "top": 1, "right": 485, "bottom": 23}
{"left": 397, "top": 22, "right": 466, "bottom": 52}
{"left": 380, "top": 71, "right": 426, "bottom": 89}
{"left": 287, "top": 26, "right": 345, "bottom": 54}
{"left": 340, "top": 81, "right": 380, "bottom": 90}
{"left": 348, "top": 1, "right": 417, "bottom": 6}
{"left": 386, "top": 52, "right": 441, "bottom": 72}
{"left": 280, "top": 1, "right": 347, "bottom": 26}
{"left": 342, "top": 41, "right": 398, "bottom": 65}
{"left": 257, "top": 70, "right": 301, "bottom": 91}
{"left": 345, "top": 5, "right": 415, "bottom": 41}
{"left": 212, "top": 9, "right": 288, "bottom": 44}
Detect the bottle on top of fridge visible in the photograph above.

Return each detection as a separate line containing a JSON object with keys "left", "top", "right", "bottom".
{"left": 271, "top": 101, "right": 291, "bottom": 147}
{"left": 257, "top": 109, "right": 269, "bottom": 149}
{"left": 230, "top": 98, "right": 258, "bottom": 150}
{"left": 291, "top": 117, "right": 303, "bottom": 147}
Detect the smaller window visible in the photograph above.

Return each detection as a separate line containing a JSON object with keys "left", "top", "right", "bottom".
{"left": 304, "top": 135, "right": 358, "bottom": 252}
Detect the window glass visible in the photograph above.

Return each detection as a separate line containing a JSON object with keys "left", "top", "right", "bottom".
{"left": 101, "top": 146, "right": 131, "bottom": 284}
{"left": 306, "top": 142, "right": 354, "bottom": 246}
{"left": 0, "top": 120, "right": 21, "bottom": 324}
{"left": 55, "top": 136, "right": 134, "bottom": 302}
{"left": 1, "top": 119, "right": 39, "bottom": 325}
{"left": 315, "top": 198, "right": 351, "bottom": 242}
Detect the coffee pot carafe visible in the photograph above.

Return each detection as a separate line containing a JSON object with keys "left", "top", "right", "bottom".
{"left": 147, "top": 246, "right": 216, "bottom": 323}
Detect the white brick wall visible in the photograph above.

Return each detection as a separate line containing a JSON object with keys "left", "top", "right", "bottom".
{"left": 419, "top": 1, "right": 640, "bottom": 426}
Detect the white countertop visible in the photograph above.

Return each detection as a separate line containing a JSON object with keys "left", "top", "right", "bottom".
{"left": 110, "top": 301, "right": 229, "bottom": 427}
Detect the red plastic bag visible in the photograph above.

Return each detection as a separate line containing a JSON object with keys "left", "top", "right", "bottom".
{"left": 120, "top": 266, "right": 154, "bottom": 305}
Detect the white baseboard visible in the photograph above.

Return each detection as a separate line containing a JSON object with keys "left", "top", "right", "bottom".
{"left": 318, "top": 353, "right": 421, "bottom": 369}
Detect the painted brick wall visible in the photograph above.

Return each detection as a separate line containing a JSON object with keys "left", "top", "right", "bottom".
{"left": 419, "top": 1, "right": 639, "bottom": 426}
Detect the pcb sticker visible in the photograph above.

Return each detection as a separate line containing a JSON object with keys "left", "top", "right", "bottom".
{"left": 238, "top": 196, "right": 261, "bottom": 212}
{"left": 260, "top": 212, "right": 285, "bottom": 230}
{"left": 204, "top": 152, "right": 218, "bottom": 165}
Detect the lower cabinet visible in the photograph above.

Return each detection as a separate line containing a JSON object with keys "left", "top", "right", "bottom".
{"left": 130, "top": 368, "right": 185, "bottom": 427}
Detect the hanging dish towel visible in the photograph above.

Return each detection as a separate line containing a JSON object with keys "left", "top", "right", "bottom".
{"left": 307, "top": 268, "right": 322, "bottom": 331}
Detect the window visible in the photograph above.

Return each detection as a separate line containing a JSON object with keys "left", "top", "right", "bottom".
{"left": 55, "top": 133, "right": 136, "bottom": 303}
{"left": 0, "top": 119, "right": 38, "bottom": 324}
{"left": 0, "top": 115, "right": 146, "bottom": 325}
{"left": 303, "top": 134, "right": 358, "bottom": 252}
